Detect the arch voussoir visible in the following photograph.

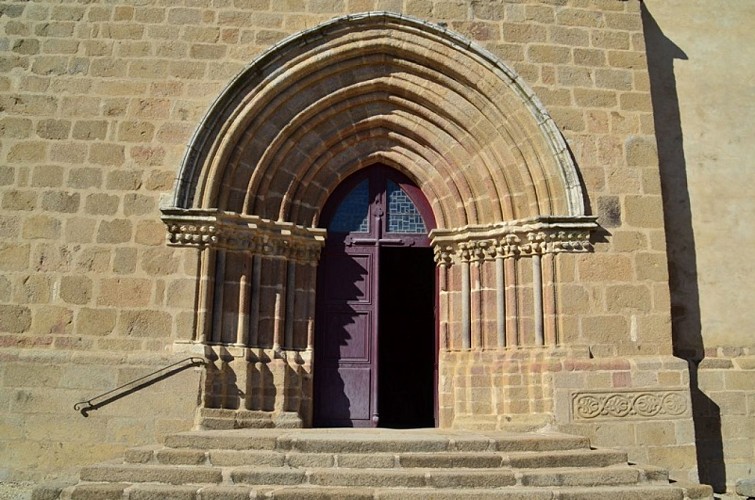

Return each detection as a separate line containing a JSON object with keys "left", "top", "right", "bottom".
{"left": 161, "top": 10, "right": 598, "bottom": 371}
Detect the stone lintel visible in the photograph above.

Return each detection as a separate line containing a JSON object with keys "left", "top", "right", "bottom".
{"left": 430, "top": 216, "right": 598, "bottom": 264}
{"left": 160, "top": 208, "right": 326, "bottom": 261}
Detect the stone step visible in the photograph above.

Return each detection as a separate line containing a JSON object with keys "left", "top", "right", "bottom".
{"left": 197, "top": 408, "right": 278, "bottom": 430}
{"left": 163, "top": 428, "right": 591, "bottom": 454}
{"left": 78, "top": 463, "right": 223, "bottom": 485}
{"left": 81, "top": 462, "right": 645, "bottom": 490}
{"left": 229, "top": 465, "right": 642, "bottom": 489}
{"left": 57, "top": 482, "right": 706, "bottom": 500}
{"left": 126, "top": 445, "right": 628, "bottom": 469}
{"left": 40, "top": 428, "right": 713, "bottom": 500}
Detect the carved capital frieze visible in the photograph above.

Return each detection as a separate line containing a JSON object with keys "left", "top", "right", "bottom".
{"left": 571, "top": 389, "right": 689, "bottom": 421}
{"left": 431, "top": 216, "right": 598, "bottom": 265}
{"left": 161, "top": 208, "right": 326, "bottom": 262}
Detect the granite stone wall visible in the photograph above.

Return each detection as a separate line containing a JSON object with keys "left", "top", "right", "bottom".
{"left": 0, "top": 1, "right": 748, "bottom": 491}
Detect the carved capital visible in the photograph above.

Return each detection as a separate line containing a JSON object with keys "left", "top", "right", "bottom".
{"left": 161, "top": 208, "right": 326, "bottom": 262}
{"left": 430, "top": 216, "right": 598, "bottom": 265}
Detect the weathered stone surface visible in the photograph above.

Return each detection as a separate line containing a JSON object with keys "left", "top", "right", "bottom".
{"left": 128, "top": 484, "right": 198, "bottom": 500}
{"left": 197, "top": 485, "right": 256, "bottom": 500}
{"left": 210, "top": 450, "right": 285, "bottom": 467}
{"left": 0, "top": 304, "right": 32, "bottom": 333}
{"left": 80, "top": 464, "right": 222, "bottom": 484}
{"left": 0, "top": 1, "right": 749, "bottom": 492}
{"left": 231, "top": 467, "right": 306, "bottom": 486}
{"left": 736, "top": 478, "right": 755, "bottom": 497}
{"left": 69, "top": 482, "right": 128, "bottom": 500}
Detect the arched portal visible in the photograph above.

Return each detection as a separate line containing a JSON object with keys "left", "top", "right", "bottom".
{"left": 161, "top": 12, "right": 598, "bottom": 429}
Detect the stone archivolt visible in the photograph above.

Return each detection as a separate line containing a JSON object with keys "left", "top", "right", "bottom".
{"left": 170, "top": 13, "right": 587, "bottom": 227}
{"left": 161, "top": 13, "right": 599, "bottom": 423}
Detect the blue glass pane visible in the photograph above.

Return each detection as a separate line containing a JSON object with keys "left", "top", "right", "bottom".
{"left": 329, "top": 179, "right": 369, "bottom": 233}
{"left": 387, "top": 180, "right": 427, "bottom": 234}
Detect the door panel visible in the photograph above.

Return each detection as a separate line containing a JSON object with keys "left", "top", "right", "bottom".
{"left": 317, "top": 366, "right": 372, "bottom": 423}
{"left": 315, "top": 245, "right": 377, "bottom": 427}
{"left": 322, "top": 253, "right": 372, "bottom": 303}
{"left": 322, "top": 310, "right": 371, "bottom": 361}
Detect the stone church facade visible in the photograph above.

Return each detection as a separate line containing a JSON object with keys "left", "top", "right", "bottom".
{"left": 0, "top": 0, "right": 752, "bottom": 495}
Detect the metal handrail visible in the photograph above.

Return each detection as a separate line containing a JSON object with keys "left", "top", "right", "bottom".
{"left": 73, "top": 357, "right": 205, "bottom": 416}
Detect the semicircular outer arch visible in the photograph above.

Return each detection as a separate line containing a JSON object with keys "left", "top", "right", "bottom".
{"left": 168, "top": 11, "right": 588, "bottom": 230}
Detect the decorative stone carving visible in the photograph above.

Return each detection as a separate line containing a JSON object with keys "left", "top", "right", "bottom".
{"left": 161, "top": 208, "right": 326, "bottom": 262}
{"left": 431, "top": 216, "right": 598, "bottom": 265}
{"left": 571, "top": 390, "right": 689, "bottom": 421}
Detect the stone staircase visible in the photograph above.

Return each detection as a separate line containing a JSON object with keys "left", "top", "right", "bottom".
{"left": 36, "top": 428, "right": 712, "bottom": 499}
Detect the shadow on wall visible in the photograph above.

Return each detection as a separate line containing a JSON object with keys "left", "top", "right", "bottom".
{"left": 641, "top": 4, "right": 725, "bottom": 492}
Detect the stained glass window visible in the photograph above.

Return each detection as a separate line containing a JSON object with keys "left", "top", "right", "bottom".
{"left": 328, "top": 179, "right": 370, "bottom": 233}
{"left": 386, "top": 180, "right": 427, "bottom": 234}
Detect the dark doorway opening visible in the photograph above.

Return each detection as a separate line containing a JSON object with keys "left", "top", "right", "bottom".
{"left": 378, "top": 247, "right": 436, "bottom": 428}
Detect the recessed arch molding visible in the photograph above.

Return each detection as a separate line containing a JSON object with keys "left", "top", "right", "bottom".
{"left": 160, "top": 12, "right": 598, "bottom": 426}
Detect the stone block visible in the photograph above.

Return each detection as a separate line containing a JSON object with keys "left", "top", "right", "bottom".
{"left": 635, "top": 421, "right": 677, "bottom": 446}
{"left": 32, "top": 305, "right": 74, "bottom": 334}
{"left": 135, "top": 220, "right": 167, "bottom": 246}
{"left": 119, "top": 310, "right": 172, "bottom": 337}
{"left": 59, "top": 275, "right": 93, "bottom": 305}
{"left": 231, "top": 467, "right": 305, "bottom": 485}
{"left": 209, "top": 450, "right": 285, "bottom": 467}
{"left": 528, "top": 44, "right": 572, "bottom": 64}
{"left": 646, "top": 445, "right": 698, "bottom": 473}
{"left": 75, "top": 247, "right": 111, "bottom": 273}
{"left": 521, "top": 467, "right": 639, "bottom": 487}
{"left": 35, "top": 119, "right": 71, "bottom": 140}
{"left": 596, "top": 68, "right": 633, "bottom": 91}
{"left": 128, "top": 484, "right": 198, "bottom": 500}
{"left": 97, "top": 219, "right": 133, "bottom": 244}
{"left": 22, "top": 215, "right": 60, "bottom": 240}
{"left": 72, "top": 120, "right": 108, "bottom": 141}
{"left": 117, "top": 121, "right": 156, "bottom": 142}
{"left": 0, "top": 305, "right": 32, "bottom": 333}
{"left": 15, "top": 274, "right": 53, "bottom": 304}
{"left": 98, "top": 278, "right": 152, "bottom": 307}
{"left": 549, "top": 26, "right": 590, "bottom": 47}
{"left": 574, "top": 88, "right": 618, "bottom": 108}
{"left": 68, "top": 168, "right": 102, "bottom": 189}
{"left": 155, "top": 448, "right": 206, "bottom": 465}
{"left": 736, "top": 478, "right": 755, "bottom": 497}
{"left": 624, "top": 195, "right": 664, "bottom": 228}
{"left": 550, "top": 107, "right": 586, "bottom": 132}
{"left": 634, "top": 252, "right": 669, "bottom": 281}
{"left": 75, "top": 308, "right": 116, "bottom": 336}
{"left": 0, "top": 117, "right": 33, "bottom": 139}
{"left": 89, "top": 144, "right": 125, "bottom": 166}
{"left": 85, "top": 193, "right": 120, "bottom": 216}
{"left": 31, "top": 165, "right": 64, "bottom": 188}
{"left": 113, "top": 247, "right": 138, "bottom": 274}
{"left": 557, "top": 8, "right": 604, "bottom": 28}
{"left": 3, "top": 191, "right": 37, "bottom": 211}
{"left": 42, "top": 191, "right": 80, "bottom": 213}
{"left": 197, "top": 486, "right": 256, "bottom": 500}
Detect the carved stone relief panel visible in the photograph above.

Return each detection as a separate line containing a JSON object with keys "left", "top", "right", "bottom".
{"left": 571, "top": 389, "right": 689, "bottom": 421}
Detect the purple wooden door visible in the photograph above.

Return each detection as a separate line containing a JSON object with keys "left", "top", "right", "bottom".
{"left": 315, "top": 245, "right": 378, "bottom": 426}
{"left": 314, "top": 166, "right": 435, "bottom": 427}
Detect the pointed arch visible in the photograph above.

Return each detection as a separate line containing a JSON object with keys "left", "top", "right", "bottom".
{"left": 167, "top": 12, "right": 588, "bottom": 228}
